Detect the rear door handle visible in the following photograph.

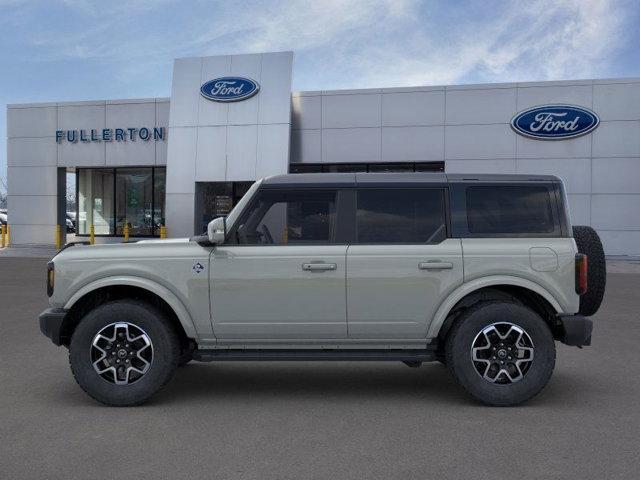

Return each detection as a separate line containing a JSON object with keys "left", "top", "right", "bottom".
{"left": 419, "top": 261, "right": 453, "bottom": 270}
{"left": 302, "top": 263, "right": 337, "bottom": 272}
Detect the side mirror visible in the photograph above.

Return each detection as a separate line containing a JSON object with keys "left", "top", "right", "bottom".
{"left": 207, "top": 216, "right": 226, "bottom": 245}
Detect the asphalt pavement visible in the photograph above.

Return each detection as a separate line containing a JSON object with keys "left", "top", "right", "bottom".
{"left": 1, "top": 257, "right": 639, "bottom": 479}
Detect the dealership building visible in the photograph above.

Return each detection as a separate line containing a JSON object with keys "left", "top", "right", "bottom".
{"left": 6, "top": 51, "right": 640, "bottom": 254}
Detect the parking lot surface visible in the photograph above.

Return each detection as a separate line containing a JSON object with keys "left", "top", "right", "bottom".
{"left": 1, "top": 257, "right": 638, "bottom": 479}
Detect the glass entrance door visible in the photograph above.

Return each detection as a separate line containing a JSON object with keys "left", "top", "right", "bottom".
{"left": 195, "top": 182, "right": 253, "bottom": 234}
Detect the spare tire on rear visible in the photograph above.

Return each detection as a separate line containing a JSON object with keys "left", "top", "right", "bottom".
{"left": 572, "top": 226, "right": 606, "bottom": 316}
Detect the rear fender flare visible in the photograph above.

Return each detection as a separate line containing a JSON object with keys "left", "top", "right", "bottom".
{"left": 427, "top": 275, "right": 563, "bottom": 339}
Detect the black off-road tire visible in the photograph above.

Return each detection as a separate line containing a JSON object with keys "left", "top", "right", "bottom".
{"left": 445, "top": 301, "right": 556, "bottom": 406}
{"left": 573, "top": 225, "right": 606, "bottom": 316}
{"left": 69, "top": 300, "right": 181, "bottom": 406}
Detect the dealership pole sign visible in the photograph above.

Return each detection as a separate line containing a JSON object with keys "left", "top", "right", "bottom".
{"left": 511, "top": 105, "right": 599, "bottom": 140}
{"left": 200, "top": 77, "right": 260, "bottom": 102}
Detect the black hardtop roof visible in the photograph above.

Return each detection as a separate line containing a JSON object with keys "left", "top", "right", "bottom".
{"left": 261, "top": 172, "right": 561, "bottom": 187}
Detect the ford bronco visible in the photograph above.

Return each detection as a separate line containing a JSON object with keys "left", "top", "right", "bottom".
{"left": 39, "top": 173, "right": 605, "bottom": 406}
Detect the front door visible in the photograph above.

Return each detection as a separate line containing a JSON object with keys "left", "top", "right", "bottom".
{"left": 210, "top": 188, "right": 348, "bottom": 340}
{"left": 346, "top": 187, "right": 463, "bottom": 339}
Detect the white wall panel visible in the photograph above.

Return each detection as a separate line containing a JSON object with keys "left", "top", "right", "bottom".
{"left": 226, "top": 125, "right": 257, "bottom": 180}
{"left": 7, "top": 137, "right": 57, "bottom": 167}
{"left": 446, "top": 88, "right": 516, "bottom": 125}
{"left": 322, "top": 94, "right": 381, "bottom": 128}
{"left": 593, "top": 82, "right": 640, "bottom": 121}
{"left": 381, "top": 91, "right": 444, "bottom": 126}
{"left": 258, "top": 51, "right": 294, "bottom": 124}
{"left": 445, "top": 159, "right": 516, "bottom": 174}
{"left": 165, "top": 193, "right": 195, "bottom": 238}
{"left": 166, "top": 128, "right": 196, "bottom": 194}
{"left": 516, "top": 85, "right": 592, "bottom": 111}
{"left": 169, "top": 57, "right": 202, "bottom": 127}
{"left": 256, "top": 124, "right": 290, "bottom": 178}
{"left": 7, "top": 106, "right": 57, "bottom": 138}
{"left": 381, "top": 126, "right": 444, "bottom": 161}
{"left": 516, "top": 158, "right": 591, "bottom": 194}
{"left": 155, "top": 101, "right": 170, "bottom": 165}
{"left": 5, "top": 224, "right": 57, "bottom": 245}
{"left": 7, "top": 194, "right": 57, "bottom": 224}
{"left": 292, "top": 95, "right": 321, "bottom": 130}
{"left": 198, "top": 55, "right": 231, "bottom": 127}
{"left": 592, "top": 121, "right": 640, "bottom": 157}
{"left": 322, "top": 128, "right": 381, "bottom": 163}
{"left": 591, "top": 195, "right": 640, "bottom": 230}
{"left": 592, "top": 157, "right": 640, "bottom": 193}
{"left": 598, "top": 230, "right": 640, "bottom": 255}
{"left": 57, "top": 141, "right": 105, "bottom": 167}
{"left": 195, "top": 126, "right": 227, "bottom": 181}
{"left": 58, "top": 104, "right": 105, "bottom": 132}
{"left": 445, "top": 124, "right": 515, "bottom": 159}
{"left": 566, "top": 194, "right": 591, "bottom": 225}
{"left": 7, "top": 166, "right": 58, "bottom": 196}
{"left": 516, "top": 134, "right": 591, "bottom": 159}
{"left": 291, "top": 129, "right": 321, "bottom": 164}
{"left": 227, "top": 54, "right": 261, "bottom": 126}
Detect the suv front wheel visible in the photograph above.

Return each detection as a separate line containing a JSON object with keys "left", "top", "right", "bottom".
{"left": 445, "top": 301, "right": 556, "bottom": 406}
{"left": 69, "top": 300, "right": 181, "bottom": 406}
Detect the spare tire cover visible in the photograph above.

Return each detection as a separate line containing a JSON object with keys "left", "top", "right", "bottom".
{"left": 572, "top": 225, "right": 606, "bottom": 316}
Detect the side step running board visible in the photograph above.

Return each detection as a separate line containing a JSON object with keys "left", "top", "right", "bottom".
{"left": 192, "top": 349, "right": 437, "bottom": 363}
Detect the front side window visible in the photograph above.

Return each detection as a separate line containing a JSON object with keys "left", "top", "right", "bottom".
{"left": 466, "top": 186, "right": 555, "bottom": 234}
{"left": 356, "top": 189, "right": 447, "bottom": 243}
{"left": 233, "top": 189, "right": 337, "bottom": 245}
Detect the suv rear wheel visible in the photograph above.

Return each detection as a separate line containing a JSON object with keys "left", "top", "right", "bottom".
{"left": 69, "top": 300, "right": 180, "bottom": 406}
{"left": 445, "top": 301, "right": 556, "bottom": 406}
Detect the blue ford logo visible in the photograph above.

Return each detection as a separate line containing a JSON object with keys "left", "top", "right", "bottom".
{"left": 511, "top": 105, "right": 599, "bottom": 140}
{"left": 200, "top": 77, "right": 260, "bottom": 102}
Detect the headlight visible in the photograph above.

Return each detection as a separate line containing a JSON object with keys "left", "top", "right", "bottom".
{"left": 47, "top": 261, "right": 55, "bottom": 297}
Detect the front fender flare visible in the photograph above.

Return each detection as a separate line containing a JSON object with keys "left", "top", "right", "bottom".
{"left": 426, "top": 275, "right": 564, "bottom": 339}
{"left": 64, "top": 276, "right": 198, "bottom": 338}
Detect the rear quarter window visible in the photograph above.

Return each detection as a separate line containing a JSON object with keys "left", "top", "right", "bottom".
{"left": 465, "top": 185, "right": 557, "bottom": 235}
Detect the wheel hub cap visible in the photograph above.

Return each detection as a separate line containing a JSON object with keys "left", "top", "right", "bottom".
{"left": 471, "top": 322, "right": 534, "bottom": 384}
{"left": 91, "top": 322, "right": 154, "bottom": 385}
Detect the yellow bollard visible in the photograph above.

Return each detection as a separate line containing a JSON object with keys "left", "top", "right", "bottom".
{"left": 55, "top": 225, "right": 62, "bottom": 250}
{"left": 123, "top": 223, "right": 129, "bottom": 243}
{"left": 160, "top": 225, "right": 166, "bottom": 239}
{"left": 1, "top": 224, "right": 5, "bottom": 248}
{"left": 90, "top": 224, "right": 95, "bottom": 245}
{"left": 6, "top": 225, "right": 10, "bottom": 246}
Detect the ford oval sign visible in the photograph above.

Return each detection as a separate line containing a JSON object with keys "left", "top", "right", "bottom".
{"left": 511, "top": 105, "right": 599, "bottom": 140}
{"left": 200, "top": 77, "right": 260, "bottom": 102}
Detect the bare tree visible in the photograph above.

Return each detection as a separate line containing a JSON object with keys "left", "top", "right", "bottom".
{"left": 0, "top": 176, "right": 7, "bottom": 209}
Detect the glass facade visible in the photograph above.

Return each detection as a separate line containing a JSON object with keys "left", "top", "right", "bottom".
{"left": 77, "top": 167, "right": 166, "bottom": 237}
{"left": 195, "top": 182, "right": 253, "bottom": 234}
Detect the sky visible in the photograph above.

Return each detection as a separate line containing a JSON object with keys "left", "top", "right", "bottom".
{"left": 1, "top": 0, "right": 639, "bottom": 190}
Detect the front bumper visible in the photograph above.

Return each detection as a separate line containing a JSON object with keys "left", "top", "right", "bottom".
{"left": 39, "top": 308, "right": 68, "bottom": 346}
{"left": 557, "top": 314, "right": 593, "bottom": 347}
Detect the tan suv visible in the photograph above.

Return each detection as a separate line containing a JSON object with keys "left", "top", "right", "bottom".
{"left": 39, "top": 173, "right": 605, "bottom": 406}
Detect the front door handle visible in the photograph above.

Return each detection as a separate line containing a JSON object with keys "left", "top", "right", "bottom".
{"left": 419, "top": 261, "right": 453, "bottom": 270}
{"left": 302, "top": 263, "right": 337, "bottom": 272}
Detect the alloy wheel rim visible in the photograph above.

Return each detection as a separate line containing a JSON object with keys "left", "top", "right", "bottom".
{"left": 471, "top": 322, "right": 534, "bottom": 384}
{"left": 90, "top": 322, "right": 153, "bottom": 385}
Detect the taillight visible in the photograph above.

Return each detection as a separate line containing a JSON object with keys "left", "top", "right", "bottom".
{"left": 47, "top": 261, "right": 55, "bottom": 297}
{"left": 575, "top": 254, "right": 587, "bottom": 295}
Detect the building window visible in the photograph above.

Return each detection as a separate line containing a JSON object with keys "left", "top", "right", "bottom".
{"left": 195, "top": 182, "right": 253, "bottom": 234}
{"left": 77, "top": 167, "right": 166, "bottom": 237}
{"left": 289, "top": 161, "right": 445, "bottom": 174}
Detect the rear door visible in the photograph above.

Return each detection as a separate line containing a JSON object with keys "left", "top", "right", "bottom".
{"left": 346, "top": 187, "right": 463, "bottom": 339}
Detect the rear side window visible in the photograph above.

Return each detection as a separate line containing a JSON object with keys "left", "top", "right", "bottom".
{"left": 356, "top": 189, "right": 446, "bottom": 243}
{"left": 466, "top": 186, "right": 555, "bottom": 234}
